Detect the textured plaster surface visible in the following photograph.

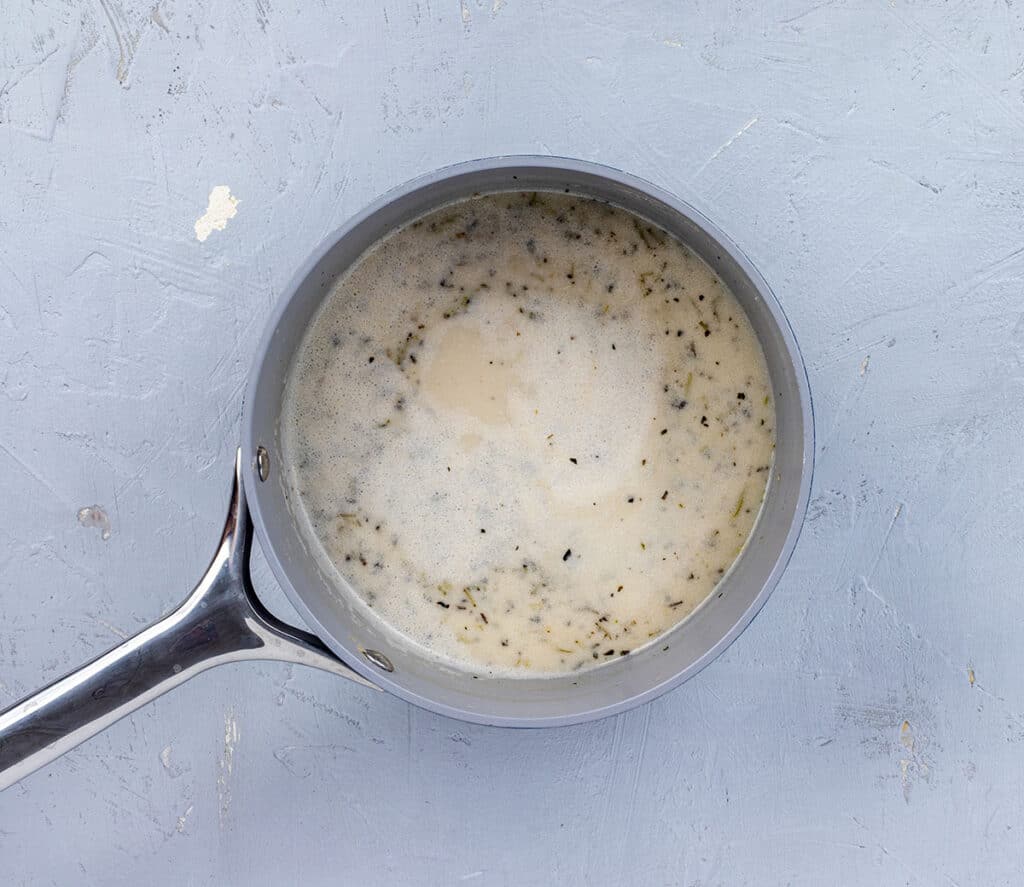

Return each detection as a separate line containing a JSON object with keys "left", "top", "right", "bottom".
{"left": 1, "top": 1, "right": 1023, "bottom": 884}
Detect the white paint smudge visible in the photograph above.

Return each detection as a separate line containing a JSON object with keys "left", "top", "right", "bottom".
{"left": 77, "top": 505, "right": 111, "bottom": 540}
{"left": 176, "top": 804, "right": 194, "bottom": 833}
{"left": 217, "top": 707, "right": 239, "bottom": 825}
{"left": 491, "top": 0, "right": 504, "bottom": 13}
{"left": 460, "top": 0, "right": 471, "bottom": 25}
{"left": 159, "top": 742, "right": 185, "bottom": 779}
{"left": 459, "top": 873, "right": 484, "bottom": 882}
{"left": 194, "top": 186, "right": 239, "bottom": 242}
{"left": 663, "top": 37, "right": 683, "bottom": 47}
{"left": 860, "top": 354, "right": 870, "bottom": 376}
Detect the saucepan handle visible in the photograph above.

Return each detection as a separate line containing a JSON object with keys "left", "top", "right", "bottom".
{"left": 0, "top": 450, "right": 377, "bottom": 792}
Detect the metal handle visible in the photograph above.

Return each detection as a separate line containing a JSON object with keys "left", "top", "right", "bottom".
{"left": 0, "top": 449, "right": 377, "bottom": 792}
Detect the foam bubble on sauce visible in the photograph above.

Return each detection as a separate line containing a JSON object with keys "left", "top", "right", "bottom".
{"left": 282, "top": 191, "right": 776, "bottom": 676}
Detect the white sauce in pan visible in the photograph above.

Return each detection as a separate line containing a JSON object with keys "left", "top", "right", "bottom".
{"left": 282, "top": 192, "right": 775, "bottom": 675}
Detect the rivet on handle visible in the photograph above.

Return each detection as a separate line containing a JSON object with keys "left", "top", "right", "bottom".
{"left": 362, "top": 650, "right": 394, "bottom": 673}
{"left": 256, "top": 446, "right": 270, "bottom": 482}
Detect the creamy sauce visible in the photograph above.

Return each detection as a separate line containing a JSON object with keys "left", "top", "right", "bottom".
{"left": 282, "top": 192, "right": 775, "bottom": 676}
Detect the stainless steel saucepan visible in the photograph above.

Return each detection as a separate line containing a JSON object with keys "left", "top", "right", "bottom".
{"left": 0, "top": 157, "right": 813, "bottom": 791}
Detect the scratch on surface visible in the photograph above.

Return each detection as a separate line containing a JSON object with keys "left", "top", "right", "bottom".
{"left": 818, "top": 371, "right": 871, "bottom": 456}
{"left": 0, "top": 440, "right": 67, "bottom": 504}
{"left": 951, "top": 151, "right": 1024, "bottom": 166}
{"left": 852, "top": 815, "right": 955, "bottom": 884}
{"left": 92, "top": 233, "right": 224, "bottom": 299}
{"left": 597, "top": 715, "right": 626, "bottom": 846}
{"left": 897, "top": 720, "right": 928, "bottom": 803}
{"left": 862, "top": 575, "right": 1024, "bottom": 731}
{"left": 776, "top": 117, "right": 828, "bottom": 143}
{"left": 217, "top": 708, "right": 239, "bottom": 826}
{"left": 405, "top": 703, "right": 414, "bottom": 781}
{"left": 832, "top": 299, "right": 924, "bottom": 341}
{"left": 255, "top": 0, "right": 271, "bottom": 31}
{"left": 97, "top": 0, "right": 140, "bottom": 85}
{"left": 275, "top": 682, "right": 363, "bottom": 729}
{"left": 836, "top": 230, "right": 900, "bottom": 288}
{"left": 622, "top": 704, "right": 652, "bottom": 837}
{"left": 150, "top": 4, "right": 170, "bottom": 33}
{"left": 272, "top": 744, "right": 355, "bottom": 778}
{"left": 68, "top": 250, "right": 113, "bottom": 276}
{"left": 89, "top": 614, "right": 127, "bottom": 639}
{"left": 77, "top": 505, "right": 112, "bottom": 540}
{"left": 305, "top": 109, "right": 345, "bottom": 200}
{"left": 812, "top": 335, "right": 887, "bottom": 371}
{"left": 175, "top": 803, "right": 193, "bottom": 833}
{"left": 949, "top": 243, "right": 1024, "bottom": 304}
{"left": 272, "top": 745, "right": 302, "bottom": 777}
{"left": 692, "top": 116, "right": 759, "bottom": 178}
{"left": 868, "top": 157, "right": 944, "bottom": 195}
{"left": 865, "top": 502, "right": 902, "bottom": 581}
{"left": 112, "top": 433, "right": 179, "bottom": 499}
{"left": 0, "top": 39, "right": 74, "bottom": 142}
{"left": 0, "top": 44, "right": 61, "bottom": 102}
{"left": 459, "top": 873, "right": 484, "bottom": 882}
{"left": 857, "top": 577, "right": 905, "bottom": 637}
{"left": 888, "top": 4, "right": 1024, "bottom": 139}
{"left": 970, "top": 677, "right": 1024, "bottom": 727}
{"left": 491, "top": 0, "right": 504, "bottom": 13}
{"left": 779, "top": 0, "right": 840, "bottom": 25}
{"left": 194, "top": 186, "right": 239, "bottom": 242}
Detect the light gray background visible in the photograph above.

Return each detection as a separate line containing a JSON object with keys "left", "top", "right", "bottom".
{"left": 1, "top": 1, "right": 1022, "bottom": 884}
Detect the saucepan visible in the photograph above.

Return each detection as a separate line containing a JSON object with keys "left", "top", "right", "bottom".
{"left": 0, "top": 157, "right": 813, "bottom": 791}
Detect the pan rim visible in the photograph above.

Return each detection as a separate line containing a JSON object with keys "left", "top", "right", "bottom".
{"left": 241, "top": 155, "right": 814, "bottom": 727}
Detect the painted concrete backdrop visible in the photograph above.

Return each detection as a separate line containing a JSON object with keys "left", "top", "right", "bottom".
{"left": 2, "top": 1, "right": 1023, "bottom": 884}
